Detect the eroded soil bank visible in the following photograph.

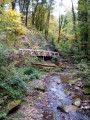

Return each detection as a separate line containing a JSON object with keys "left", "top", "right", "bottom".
{"left": 7, "top": 69, "right": 90, "bottom": 120}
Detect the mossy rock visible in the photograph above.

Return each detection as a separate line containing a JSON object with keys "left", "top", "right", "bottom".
{"left": 83, "top": 87, "right": 90, "bottom": 95}
{"left": 29, "top": 101, "right": 33, "bottom": 106}
{"left": 58, "top": 99, "right": 64, "bottom": 101}
{"left": 68, "top": 80, "right": 76, "bottom": 85}
{"left": 73, "top": 98, "right": 81, "bottom": 107}
{"left": 57, "top": 105, "right": 78, "bottom": 113}
{"left": 60, "top": 74, "right": 74, "bottom": 80}
{"left": 34, "top": 87, "right": 45, "bottom": 92}
{"left": 83, "top": 84, "right": 90, "bottom": 88}
{"left": 0, "top": 99, "right": 4, "bottom": 104}
{"left": 57, "top": 81, "right": 61, "bottom": 84}
{"left": 0, "top": 96, "right": 8, "bottom": 105}
{"left": 64, "top": 91, "right": 70, "bottom": 95}
{"left": 54, "top": 68, "right": 62, "bottom": 72}
{"left": 82, "top": 84, "right": 90, "bottom": 95}
{"left": 7, "top": 100, "right": 21, "bottom": 111}
{"left": 0, "top": 100, "right": 21, "bottom": 119}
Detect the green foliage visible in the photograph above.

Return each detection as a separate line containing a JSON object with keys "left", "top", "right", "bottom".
{"left": 0, "top": 43, "right": 41, "bottom": 100}
{"left": 59, "top": 40, "right": 70, "bottom": 57}
{"left": 0, "top": 8, "right": 26, "bottom": 46}
{"left": 78, "top": 0, "right": 89, "bottom": 60}
{"left": 51, "top": 56, "right": 59, "bottom": 65}
{"left": 0, "top": 44, "right": 10, "bottom": 66}
{"left": 42, "top": 68, "right": 50, "bottom": 72}
{"left": 76, "top": 61, "right": 90, "bottom": 83}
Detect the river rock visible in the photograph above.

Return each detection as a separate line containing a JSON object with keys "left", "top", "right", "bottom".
{"left": 57, "top": 81, "right": 61, "bottom": 84}
{"left": 57, "top": 105, "right": 78, "bottom": 113}
{"left": 68, "top": 80, "right": 76, "bottom": 85}
{"left": 0, "top": 99, "right": 4, "bottom": 105}
{"left": 83, "top": 84, "right": 90, "bottom": 95}
{"left": 0, "top": 96, "right": 8, "bottom": 105}
{"left": 64, "top": 91, "right": 70, "bottom": 95}
{"left": 58, "top": 99, "right": 64, "bottom": 101}
{"left": 34, "top": 87, "right": 45, "bottom": 92}
{"left": 76, "top": 81, "right": 82, "bottom": 87}
{"left": 73, "top": 98, "right": 81, "bottom": 107}
{"left": 0, "top": 99, "right": 21, "bottom": 119}
{"left": 54, "top": 68, "right": 62, "bottom": 72}
{"left": 60, "top": 74, "right": 74, "bottom": 80}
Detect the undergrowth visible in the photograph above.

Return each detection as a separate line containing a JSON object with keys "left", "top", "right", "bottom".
{"left": 0, "top": 44, "right": 41, "bottom": 101}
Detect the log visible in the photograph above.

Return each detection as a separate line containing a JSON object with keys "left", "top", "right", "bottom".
{"left": 33, "top": 63, "right": 78, "bottom": 69}
{"left": 33, "top": 63, "right": 56, "bottom": 67}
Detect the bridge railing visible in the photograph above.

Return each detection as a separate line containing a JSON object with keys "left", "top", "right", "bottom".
{"left": 19, "top": 48, "right": 60, "bottom": 57}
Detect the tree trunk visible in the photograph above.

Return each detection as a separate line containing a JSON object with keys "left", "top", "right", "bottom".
{"left": 25, "top": 8, "right": 28, "bottom": 26}
{"left": 58, "top": 2, "right": 63, "bottom": 43}
{"left": 58, "top": 3, "right": 61, "bottom": 43}
{"left": 45, "top": 8, "right": 50, "bottom": 40}
{"left": 45, "top": 0, "right": 54, "bottom": 40}
{"left": 12, "top": 0, "right": 16, "bottom": 10}
{"left": 32, "top": 0, "right": 38, "bottom": 25}
{"left": 71, "top": 0, "right": 77, "bottom": 42}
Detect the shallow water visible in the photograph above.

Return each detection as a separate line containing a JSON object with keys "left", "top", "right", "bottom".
{"left": 45, "top": 71, "right": 90, "bottom": 120}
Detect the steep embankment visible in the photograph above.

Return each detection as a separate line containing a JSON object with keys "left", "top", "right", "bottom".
{"left": 15, "top": 28, "right": 47, "bottom": 50}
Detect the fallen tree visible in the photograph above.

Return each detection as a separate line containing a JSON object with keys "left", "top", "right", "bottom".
{"left": 33, "top": 63, "right": 78, "bottom": 69}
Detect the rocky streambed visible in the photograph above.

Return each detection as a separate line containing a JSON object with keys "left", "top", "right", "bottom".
{"left": 45, "top": 70, "right": 90, "bottom": 120}
{"left": 4, "top": 69, "right": 90, "bottom": 120}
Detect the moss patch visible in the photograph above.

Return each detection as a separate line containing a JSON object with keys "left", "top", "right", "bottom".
{"left": 68, "top": 80, "right": 76, "bottom": 85}
{"left": 0, "top": 100, "right": 21, "bottom": 119}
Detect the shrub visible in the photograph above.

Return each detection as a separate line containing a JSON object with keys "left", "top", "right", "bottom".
{"left": 76, "top": 61, "right": 90, "bottom": 83}
{"left": 0, "top": 9, "right": 26, "bottom": 46}
{"left": 0, "top": 44, "right": 41, "bottom": 100}
{"left": 51, "top": 56, "right": 60, "bottom": 65}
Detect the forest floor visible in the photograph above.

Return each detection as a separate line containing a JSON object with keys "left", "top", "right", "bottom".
{"left": 7, "top": 73, "right": 54, "bottom": 120}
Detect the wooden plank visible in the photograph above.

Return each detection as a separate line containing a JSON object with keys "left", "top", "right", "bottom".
{"left": 19, "top": 48, "right": 59, "bottom": 54}
{"left": 32, "top": 63, "right": 78, "bottom": 69}
{"left": 33, "top": 63, "right": 56, "bottom": 67}
{"left": 19, "top": 48, "right": 60, "bottom": 57}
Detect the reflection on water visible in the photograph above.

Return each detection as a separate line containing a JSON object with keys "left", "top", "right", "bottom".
{"left": 45, "top": 72, "right": 90, "bottom": 120}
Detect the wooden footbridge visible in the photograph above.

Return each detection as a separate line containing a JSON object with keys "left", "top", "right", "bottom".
{"left": 19, "top": 48, "right": 60, "bottom": 57}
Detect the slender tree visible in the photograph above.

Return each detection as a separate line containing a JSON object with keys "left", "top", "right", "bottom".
{"left": 25, "top": 0, "right": 30, "bottom": 26}
{"left": 58, "top": 0, "right": 63, "bottom": 43}
{"left": 45, "top": 0, "right": 54, "bottom": 40}
{"left": 12, "top": 0, "right": 17, "bottom": 10}
{"left": 18, "top": 0, "right": 30, "bottom": 26}
{"left": 71, "top": 0, "right": 77, "bottom": 42}
{"left": 32, "top": 0, "right": 39, "bottom": 25}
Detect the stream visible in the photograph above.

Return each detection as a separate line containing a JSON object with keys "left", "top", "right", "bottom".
{"left": 7, "top": 70, "right": 90, "bottom": 120}
{"left": 45, "top": 70, "right": 90, "bottom": 120}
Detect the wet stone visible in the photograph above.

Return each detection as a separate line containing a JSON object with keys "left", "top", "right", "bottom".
{"left": 64, "top": 91, "right": 70, "bottom": 95}
{"left": 83, "top": 87, "right": 90, "bottom": 95}
{"left": 73, "top": 98, "right": 81, "bottom": 107}
{"left": 68, "top": 80, "right": 76, "bottom": 85}
{"left": 57, "top": 105, "right": 78, "bottom": 113}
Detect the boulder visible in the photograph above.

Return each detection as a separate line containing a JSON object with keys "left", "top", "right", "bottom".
{"left": 0, "top": 99, "right": 21, "bottom": 119}
{"left": 34, "top": 87, "right": 45, "bottom": 92}
{"left": 57, "top": 105, "right": 78, "bottom": 113}
{"left": 68, "top": 80, "right": 76, "bottom": 85}
{"left": 83, "top": 84, "right": 90, "bottom": 95}
{"left": 73, "top": 98, "right": 81, "bottom": 107}
{"left": 64, "top": 91, "right": 70, "bottom": 95}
